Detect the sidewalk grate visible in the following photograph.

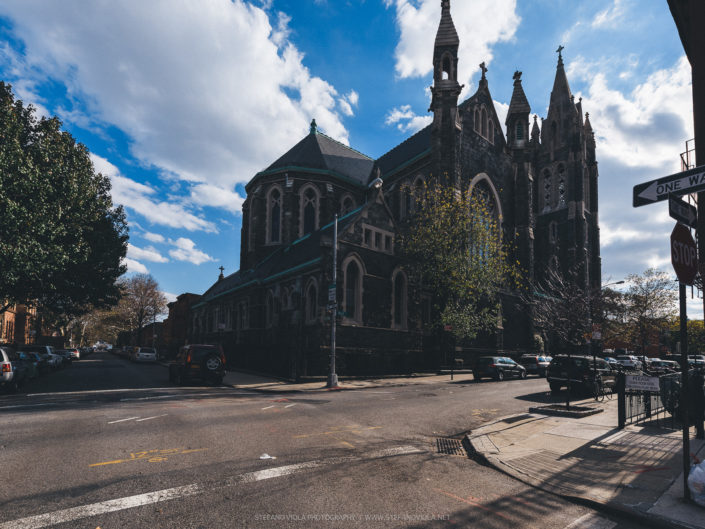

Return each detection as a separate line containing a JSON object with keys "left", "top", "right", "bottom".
{"left": 435, "top": 437, "right": 466, "bottom": 456}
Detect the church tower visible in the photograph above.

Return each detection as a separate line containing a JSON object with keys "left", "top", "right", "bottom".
{"left": 535, "top": 47, "right": 601, "bottom": 293}
{"left": 429, "top": 0, "right": 463, "bottom": 186}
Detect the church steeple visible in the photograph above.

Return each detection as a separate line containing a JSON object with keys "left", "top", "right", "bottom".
{"left": 429, "top": 0, "right": 463, "bottom": 185}
{"left": 506, "top": 70, "right": 531, "bottom": 148}
{"left": 542, "top": 45, "right": 579, "bottom": 151}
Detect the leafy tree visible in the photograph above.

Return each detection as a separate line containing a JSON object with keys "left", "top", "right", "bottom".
{"left": 398, "top": 177, "right": 521, "bottom": 341}
{"left": 0, "top": 82, "right": 128, "bottom": 316}
{"left": 625, "top": 268, "right": 677, "bottom": 355}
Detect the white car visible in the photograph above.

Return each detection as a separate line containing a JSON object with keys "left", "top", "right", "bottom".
{"left": 133, "top": 347, "right": 157, "bottom": 363}
{"left": 616, "top": 355, "right": 642, "bottom": 371}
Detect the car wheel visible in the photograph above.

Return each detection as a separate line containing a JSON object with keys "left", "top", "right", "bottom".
{"left": 549, "top": 382, "right": 561, "bottom": 394}
{"left": 203, "top": 354, "right": 222, "bottom": 372}
{"left": 520, "top": 370, "right": 527, "bottom": 380}
{"left": 473, "top": 372, "right": 482, "bottom": 382}
{"left": 496, "top": 370, "right": 504, "bottom": 381}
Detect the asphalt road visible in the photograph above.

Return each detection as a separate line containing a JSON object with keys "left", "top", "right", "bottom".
{"left": 0, "top": 352, "right": 644, "bottom": 529}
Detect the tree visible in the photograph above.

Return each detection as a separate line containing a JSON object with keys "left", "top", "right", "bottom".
{"left": 398, "top": 177, "right": 521, "bottom": 342}
{"left": 0, "top": 82, "right": 128, "bottom": 316}
{"left": 120, "top": 274, "right": 167, "bottom": 343}
{"left": 624, "top": 268, "right": 677, "bottom": 355}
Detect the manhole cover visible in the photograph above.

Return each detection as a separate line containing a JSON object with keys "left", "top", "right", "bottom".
{"left": 435, "top": 437, "right": 465, "bottom": 456}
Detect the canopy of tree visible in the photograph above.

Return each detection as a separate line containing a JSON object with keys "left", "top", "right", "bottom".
{"left": 0, "top": 82, "right": 128, "bottom": 316}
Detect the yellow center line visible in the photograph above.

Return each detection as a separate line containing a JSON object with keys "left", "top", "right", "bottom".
{"left": 293, "top": 426, "right": 382, "bottom": 439}
{"left": 89, "top": 448, "right": 207, "bottom": 467}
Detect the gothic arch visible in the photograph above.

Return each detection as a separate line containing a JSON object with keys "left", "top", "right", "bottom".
{"left": 299, "top": 183, "right": 320, "bottom": 237}
{"left": 468, "top": 173, "right": 503, "bottom": 223}
{"left": 340, "top": 193, "right": 356, "bottom": 216}
{"left": 304, "top": 278, "right": 319, "bottom": 324}
{"left": 266, "top": 184, "right": 283, "bottom": 244}
{"left": 391, "top": 268, "right": 408, "bottom": 330}
{"left": 342, "top": 254, "right": 365, "bottom": 323}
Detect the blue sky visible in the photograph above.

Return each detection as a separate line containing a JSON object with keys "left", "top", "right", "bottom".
{"left": 0, "top": 0, "right": 699, "bottom": 314}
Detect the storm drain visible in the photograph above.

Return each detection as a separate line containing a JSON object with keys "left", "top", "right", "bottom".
{"left": 435, "top": 437, "right": 466, "bottom": 456}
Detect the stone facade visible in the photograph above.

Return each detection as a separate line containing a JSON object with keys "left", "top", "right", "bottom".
{"left": 190, "top": 1, "right": 601, "bottom": 377}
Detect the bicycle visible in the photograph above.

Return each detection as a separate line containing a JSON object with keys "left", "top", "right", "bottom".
{"left": 593, "top": 375, "right": 607, "bottom": 402}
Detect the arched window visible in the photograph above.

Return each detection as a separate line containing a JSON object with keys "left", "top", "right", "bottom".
{"left": 412, "top": 177, "right": 424, "bottom": 213}
{"left": 442, "top": 55, "right": 451, "bottom": 80}
{"left": 488, "top": 120, "right": 494, "bottom": 143}
{"left": 542, "top": 170, "right": 552, "bottom": 213}
{"left": 305, "top": 281, "right": 318, "bottom": 323}
{"left": 392, "top": 270, "right": 407, "bottom": 329}
{"left": 340, "top": 195, "right": 356, "bottom": 216}
{"left": 557, "top": 165, "right": 566, "bottom": 208}
{"left": 266, "top": 187, "right": 282, "bottom": 244}
{"left": 343, "top": 257, "right": 363, "bottom": 322}
{"left": 481, "top": 108, "right": 488, "bottom": 137}
{"left": 300, "top": 185, "right": 319, "bottom": 236}
{"left": 474, "top": 108, "right": 480, "bottom": 132}
{"left": 583, "top": 169, "right": 590, "bottom": 210}
{"left": 515, "top": 121, "right": 524, "bottom": 140}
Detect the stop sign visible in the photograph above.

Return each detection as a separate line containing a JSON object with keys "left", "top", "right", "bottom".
{"left": 671, "top": 223, "right": 698, "bottom": 285}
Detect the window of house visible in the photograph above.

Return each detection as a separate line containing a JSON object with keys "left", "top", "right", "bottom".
{"left": 267, "top": 187, "right": 282, "bottom": 244}
{"left": 344, "top": 259, "right": 362, "bottom": 322}
{"left": 557, "top": 165, "right": 566, "bottom": 208}
{"left": 341, "top": 195, "right": 355, "bottom": 215}
{"left": 392, "top": 271, "right": 407, "bottom": 329}
{"left": 301, "top": 186, "right": 318, "bottom": 236}
{"left": 385, "top": 235, "right": 392, "bottom": 252}
{"left": 305, "top": 282, "right": 318, "bottom": 323}
{"left": 364, "top": 228, "right": 371, "bottom": 246}
{"left": 361, "top": 224, "right": 394, "bottom": 254}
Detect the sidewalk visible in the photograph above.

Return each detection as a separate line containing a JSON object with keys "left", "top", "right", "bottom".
{"left": 222, "top": 370, "right": 475, "bottom": 392}
{"left": 468, "top": 398, "right": 705, "bottom": 529}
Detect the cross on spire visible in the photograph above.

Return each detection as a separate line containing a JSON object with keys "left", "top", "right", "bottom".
{"left": 556, "top": 44, "right": 564, "bottom": 58}
{"left": 479, "top": 62, "right": 487, "bottom": 79}
{"left": 513, "top": 70, "right": 522, "bottom": 81}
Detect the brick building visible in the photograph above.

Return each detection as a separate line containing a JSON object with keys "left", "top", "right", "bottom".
{"left": 191, "top": 1, "right": 601, "bottom": 378}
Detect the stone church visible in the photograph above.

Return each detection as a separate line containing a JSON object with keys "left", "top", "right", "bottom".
{"left": 190, "top": 0, "right": 601, "bottom": 378}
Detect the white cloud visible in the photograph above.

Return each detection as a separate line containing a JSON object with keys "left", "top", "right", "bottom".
{"left": 169, "top": 237, "right": 214, "bottom": 265}
{"left": 127, "top": 243, "right": 169, "bottom": 263}
{"left": 122, "top": 257, "right": 149, "bottom": 274}
{"left": 384, "top": 0, "right": 520, "bottom": 91}
{"left": 189, "top": 184, "right": 245, "bottom": 216}
{"left": 163, "top": 291, "right": 179, "bottom": 304}
{"left": 385, "top": 104, "right": 432, "bottom": 133}
{"left": 0, "top": 0, "right": 353, "bottom": 191}
{"left": 143, "top": 231, "right": 166, "bottom": 244}
{"left": 592, "top": 0, "right": 627, "bottom": 29}
{"left": 91, "top": 153, "right": 218, "bottom": 233}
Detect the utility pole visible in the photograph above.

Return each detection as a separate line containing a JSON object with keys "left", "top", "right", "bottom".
{"left": 327, "top": 214, "right": 339, "bottom": 388}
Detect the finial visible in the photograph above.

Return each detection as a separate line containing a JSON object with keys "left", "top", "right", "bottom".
{"left": 441, "top": 0, "right": 450, "bottom": 10}
{"left": 533, "top": 114, "right": 538, "bottom": 123}
{"left": 556, "top": 44, "right": 564, "bottom": 64}
{"left": 513, "top": 70, "right": 522, "bottom": 82}
{"left": 310, "top": 119, "right": 318, "bottom": 134}
{"left": 585, "top": 112, "right": 589, "bottom": 119}
{"left": 480, "top": 62, "right": 487, "bottom": 80}
{"left": 218, "top": 266, "right": 225, "bottom": 280}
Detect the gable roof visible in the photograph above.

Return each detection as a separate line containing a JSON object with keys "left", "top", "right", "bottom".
{"left": 377, "top": 126, "right": 432, "bottom": 178}
{"left": 255, "top": 130, "right": 375, "bottom": 187}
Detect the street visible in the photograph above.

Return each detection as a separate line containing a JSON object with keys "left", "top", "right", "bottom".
{"left": 1, "top": 352, "right": 644, "bottom": 528}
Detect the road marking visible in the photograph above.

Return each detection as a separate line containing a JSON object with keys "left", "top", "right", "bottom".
{"left": 135, "top": 414, "right": 168, "bottom": 422}
{"left": 0, "top": 403, "right": 56, "bottom": 410}
{"left": 107, "top": 417, "right": 140, "bottom": 424}
{"left": 89, "top": 448, "right": 207, "bottom": 467}
{"left": 120, "top": 393, "right": 215, "bottom": 402}
{"left": 262, "top": 405, "right": 274, "bottom": 410}
{"left": 564, "top": 513, "right": 616, "bottom": 529}
{"left": 293, "top": 426, "right": 382, "bottom": 439}
{"left": 284, "top": 403, "right": 296, "bottom": 408}
{"left": 3, "top": 445, "right": 423, "bottom": 529}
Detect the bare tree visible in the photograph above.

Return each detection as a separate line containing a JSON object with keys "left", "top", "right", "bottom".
{"left": 120, "top": 274, "right": 168, "bottom": 344}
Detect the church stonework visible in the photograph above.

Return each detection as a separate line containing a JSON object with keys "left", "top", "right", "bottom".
{"left": 190, "top": 1, "right": 601, "bottom": 378}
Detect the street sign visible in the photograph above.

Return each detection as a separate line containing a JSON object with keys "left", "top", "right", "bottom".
{"left": 669, "top": 195, "right": 698, "bottom": 229}
{"left": 633, "top": 164, "right": 705, "bottom": 207}
{"left": 671, "top": 223, "right": 698, "bottom": 285}
{"left": 328, "top": 284, "right": 336, "bottom": 302}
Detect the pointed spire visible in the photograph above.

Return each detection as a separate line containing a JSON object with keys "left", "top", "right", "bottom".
{"left": 310, "top": 119, "right": 318, "bottom": 135}
{"left": 531, "top": 115, "right": 541, "bottom": 142}
{"left": 435, "top": 0, "right": 459, "bottom": 47}
{"left": 550, "top": 45, "right": 572, "bottom": 106}
{"left": 584, "top": 112, "right": 595, "bottom": 147}
{"left": 506, "top": 70, "right": 531, "bottom": 124}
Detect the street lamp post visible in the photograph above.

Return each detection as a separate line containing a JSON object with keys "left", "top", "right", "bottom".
{"left": 327, "top": 214, "right": 339, "bottom": 388}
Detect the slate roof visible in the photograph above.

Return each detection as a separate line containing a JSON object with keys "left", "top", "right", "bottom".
{"left": 259, "top": 130, "right": 375, "bottom": 187}
{"left": 435, "top": 1, "right": 459, "bottom": 47}
{"left": 376, "top": 126, "right": 432, "bottom": 178}
{"left": 507, "top": 76, "right": 531, "bottom": 121}
{"left": 196, "top": 206, "right": 365, "bottom": 306}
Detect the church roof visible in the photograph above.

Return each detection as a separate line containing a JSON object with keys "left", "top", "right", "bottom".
{"left": 507, "top": 72, "right": 531, "bottom": 122}
{"left": 435, "top": 0, "right": 459, "bottom": 48}
{"left": 377, "top": 126, "right": 432, "bottom": 178}
{"left": 259, "top": 127, "right": 375, "bottom": 187}
{"left": 549, "top": 49, "right": 573, "bottom": 108}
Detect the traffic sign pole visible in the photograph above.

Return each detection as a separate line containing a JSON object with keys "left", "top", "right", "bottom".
{"left": 633, "top": 164, "right": 705, "bottom": 207}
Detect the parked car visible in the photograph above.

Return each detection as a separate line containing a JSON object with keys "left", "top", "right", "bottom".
{"left": 547, "top": 355, "right": 616, "bottom": 394}
{"left": 63, "top": 348, "right": 81, "bottom": 360}
{"left": 168, "top": 344, "right": 226, "bottom": 385}
{"left": 688, "top": 355, "right": 705, "bottom": 366}
{"left": 1, "top": 345, "right": 30, "bottom": 393}
{"left": 53, "top": 349, "right": 74, "bottom": 366}
{"left": 603, "top": 356, "right": 620, "bottom": 369}
{"left": 615, "top": 355, "right": 642, "bottom": 371}
{"left": 46, "top": 353, "right": 64, "bottom": 370}
{"left": 474, "top": 356, "right": 527, "bottom": 382}
{"left": 17, "top": 351, "right": 42, "bottom": 378}
{"left": 518, "top": 354, "right": 552, "bottom": 376}
{"left": 647, "top": 359, "right": 679, "bottom": 375}
{"left": 21, "top": 344, "right": 55, "bottom": 363}
{"left": 132, "top": 346, "right": 157, "bottom": 363}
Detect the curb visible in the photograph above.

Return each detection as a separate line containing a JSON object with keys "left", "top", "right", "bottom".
{"left": 466, "top": 414, "right": 700, "bottom": 529}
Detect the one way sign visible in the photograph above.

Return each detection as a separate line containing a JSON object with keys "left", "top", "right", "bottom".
{"left": 633, "top": 164, "right": 705, "bottom": 207}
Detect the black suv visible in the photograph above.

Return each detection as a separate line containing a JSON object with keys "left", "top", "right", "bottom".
{"left": 168, "top": 344, "right": 226, "bottom": 385}
{"left": 474, "top": 356, "right": 527, "bottom": 381}
{"left": 547, "top": 355, "right": 616, "bottom": 394}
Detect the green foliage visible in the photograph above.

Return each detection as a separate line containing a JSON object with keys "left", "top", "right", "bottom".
{"left": 0, "top": 82, "right": 128, "bottom": 316}
{"left": 398, "top": 177, "right": 521, "bottom": 340}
